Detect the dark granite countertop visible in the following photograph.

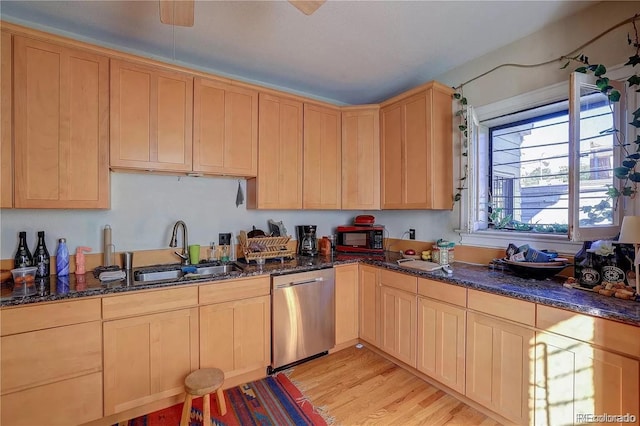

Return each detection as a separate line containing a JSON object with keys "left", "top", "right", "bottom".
{"left": 2, "top": 252, "right": 638, "bottom": 327}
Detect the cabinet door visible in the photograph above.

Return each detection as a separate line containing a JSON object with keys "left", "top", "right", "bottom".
{"left": 534, "top": 331, "right": 639, "bottom": 426}
{"left": 335, "top": 264, "right": 359, "bottom": 345}
{"left": 429, "top": 84, "right": 454, "bottom": 209}
{"left": 248, "top": 93, "right": 302, "bottom": 209}
{"left": 466, "top": 312, "right": 534, "bottom": 424}
{"left": 380, "top": 83, "right": 453, "bottom": 210}
{"left": 417, "top": 297, "right": 465, "bottom": 394}
{"left": 103, "top": 308, "right": 199, "bottom": 415}
{"left": 13, "top": 36, "right": 109, "bottom": 208}
{"left": 341, "top": 107, "right": 380, "bottom": 210}
{"left": 110, "top": 59, "right": 193, "bottom": 172}
{"left": 193, "top": 78, "right": 258, "bottom": 177}
{"left": 359, "top": 265, "right": 379, "bottom": 346}
{"left": 380, "top": 285, "right": 417, "bottom": 367}
{"left": 199, "top": 295, "right": 270, "bottom": 379}
{"left": 381, "top": 101, "right": 404, "bottom": 209}
{"left": 303, "top": 103, "right": 341, "bottom": 209}
{"left": 1, "top": 32, "right": 12, "bottom": 208}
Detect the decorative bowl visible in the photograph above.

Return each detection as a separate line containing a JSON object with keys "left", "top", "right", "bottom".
{"left": 499, "top": 258, "right": 571, "bottom": 280}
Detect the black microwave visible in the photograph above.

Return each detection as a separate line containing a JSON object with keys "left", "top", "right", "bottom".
{"left": 336, "top": 226, "right": 385, "bottom": 253}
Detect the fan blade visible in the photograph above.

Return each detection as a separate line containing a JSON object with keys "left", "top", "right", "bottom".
{"left": 159, "top": 0, "right": 194, "bottom": 27}
{"left": 288, "top": 0, "right": 326, "bottom": 15}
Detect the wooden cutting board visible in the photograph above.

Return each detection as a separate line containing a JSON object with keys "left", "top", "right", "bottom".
{"left": 397, "top": 260, "right": 443, "bottom": 272}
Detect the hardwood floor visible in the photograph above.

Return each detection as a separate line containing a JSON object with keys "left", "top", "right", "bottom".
{"left": 288, "top": 345, "right": 502, "bottom": 425}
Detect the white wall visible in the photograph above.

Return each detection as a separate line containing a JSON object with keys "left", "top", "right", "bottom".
{"left": 0, "top": 173, "right": 457, "bottom": 258}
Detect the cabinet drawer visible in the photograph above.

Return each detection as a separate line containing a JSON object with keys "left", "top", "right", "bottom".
{"left": 537, "top": 304, "right": 640, "bottom": 358}
{"left": 102, "top": 286, "right": 198, "bottom": 319}
{"left": 1, "top": 321, "right": 102, "bottom": 395}
{"left": 418, "top": 278, "right": 466, "bottom": 307}
{"left": 0, "top": 298, "right": 101, "bottom": 336}
{"left": 468, "top": 289, "right": 535, "bottom": 326}
{"left": 380, "top": 269, "right": 417, "bottom": 293}
{"left": 0, "top": 372, "right": 103, "bottom": 426}
{"left": 199, "top": 276, "right": 270, "bottom": 305}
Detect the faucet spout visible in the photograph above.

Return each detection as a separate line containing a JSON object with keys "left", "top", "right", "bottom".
{"left": 169, "top": 220, "right": 190, "bottom": 265}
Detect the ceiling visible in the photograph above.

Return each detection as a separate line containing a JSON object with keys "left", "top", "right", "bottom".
{"left": 0, "top": 1, "right": 597, "bottom": 105}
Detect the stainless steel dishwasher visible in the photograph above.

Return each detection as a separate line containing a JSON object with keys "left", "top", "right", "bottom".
{"left": 270, "top": 268, "right": 335, "bottom": 372}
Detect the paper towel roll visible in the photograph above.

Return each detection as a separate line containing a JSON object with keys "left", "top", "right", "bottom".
{"left": 104, "top": 225, "right": 112, "bottom": 266}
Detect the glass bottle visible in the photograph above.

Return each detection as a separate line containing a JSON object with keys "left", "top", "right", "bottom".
{"left": 56, "top": 238, "right": 69, "bottom": 277}
{"left": 33, "top": 231, "right": 50, "bottom": 278}
{"left": 14, "top": 231, "right": 33, "bottom": 268}
{"left": 578, "top": 249, "right": 601, "bottom": 288}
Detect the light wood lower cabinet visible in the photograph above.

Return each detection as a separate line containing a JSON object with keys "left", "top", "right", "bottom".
{"left": 335, "top": 264, "right": 359, "bottom": 345}
{"left": 103, "top": 307, "right": 199, "bottom": 415}
{"left": 534, "top": 331, "right": 639, "bottom": 426}
{"left": 466, "top": 311, "right": 534, "bottom": 425}
{"left": 380, "top": 284, "right": 417, "bottom": 367}
{"left": 0, "top": 300, "right": 103, "bottom": 426}
{"left": 417, "top": 297, "right": 466, "bottom": 394}
{"left": 199, "top": 295, "right": 270, "bottom": 378}
{"left": 359, "top": 265, "right": 380, "bottom": 346}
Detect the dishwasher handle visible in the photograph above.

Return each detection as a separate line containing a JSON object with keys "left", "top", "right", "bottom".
{"left": 274, "top": 277, "right": 324, "bottom": 289}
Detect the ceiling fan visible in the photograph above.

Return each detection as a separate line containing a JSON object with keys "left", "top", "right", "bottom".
{"left": 159, "top": 0, "right": 326, "bottom": 27}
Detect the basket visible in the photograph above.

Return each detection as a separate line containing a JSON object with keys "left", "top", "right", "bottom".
{"left": 239, "top": 230, "right": 295, "bottom": 262}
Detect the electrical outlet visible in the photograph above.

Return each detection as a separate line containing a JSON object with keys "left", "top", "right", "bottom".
{"left": 409, "top": 229, "right": 415, "bottom": 240}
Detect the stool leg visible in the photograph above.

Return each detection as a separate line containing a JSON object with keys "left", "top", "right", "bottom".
{"left": 203, "top": 393, "right": 211, "bottom": 426}
{"left": 216, "top": 387, "right": 227, "bottom": 416}
{"left": 180, "top": 393, "right": 193, "bottom": 426}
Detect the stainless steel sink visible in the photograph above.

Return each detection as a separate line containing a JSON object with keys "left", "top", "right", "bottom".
{"left": 195, "top": 264, "right": 241, "bottom": 275}
{"left": 133, "top": 263, "right": 242, "bottom": 282}
{"left": 134, "top": 269, "right": 183, "bottom": 282}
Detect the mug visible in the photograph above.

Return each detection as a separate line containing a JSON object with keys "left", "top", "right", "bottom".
{"left": 189, "top": 245, "right": 200, "bottom": 264}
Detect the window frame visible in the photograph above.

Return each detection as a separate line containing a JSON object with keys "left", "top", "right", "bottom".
{"left": 457, "top": 65, "right": 633, "bottom": 252}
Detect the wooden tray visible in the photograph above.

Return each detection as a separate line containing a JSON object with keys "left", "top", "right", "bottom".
{"left": 396, "top": 259, "right": 443, "bottom": 272}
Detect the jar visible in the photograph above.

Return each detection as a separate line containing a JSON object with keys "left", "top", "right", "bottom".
{"left": 435, "top": 240, "right": 455, "bottom": 265}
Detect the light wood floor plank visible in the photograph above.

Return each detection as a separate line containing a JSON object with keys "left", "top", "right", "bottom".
{"left": 288, "top": 345, "right": 502, "bottom": 425}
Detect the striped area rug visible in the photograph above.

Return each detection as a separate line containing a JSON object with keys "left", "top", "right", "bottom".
{"left": 122, "top": 373, "right": 330, "bottom": 426}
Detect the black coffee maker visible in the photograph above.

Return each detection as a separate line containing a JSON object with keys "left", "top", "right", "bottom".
{"left": 296, "top": 225, "right": 318, "bottom": 256}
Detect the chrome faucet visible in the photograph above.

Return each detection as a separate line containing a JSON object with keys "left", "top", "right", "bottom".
{"left": 169, "top": 220, "right": 190, "bottom": 265}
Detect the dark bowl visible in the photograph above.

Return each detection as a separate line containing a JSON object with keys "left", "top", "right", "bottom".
{"left": 499, "top": 259, "right": 571, "bottom": 280}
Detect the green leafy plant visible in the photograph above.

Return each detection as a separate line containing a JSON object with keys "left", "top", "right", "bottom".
{"left": 563, "top": 18, "right": 640, "bottom": 206}
{"left": 452, "top": 92, "right": 468, "bottom": 203}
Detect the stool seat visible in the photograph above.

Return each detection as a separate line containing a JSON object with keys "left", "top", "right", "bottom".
{"left": 185, "top": 368, "right": 225, "bottom": 396}
{"left": 180, "top": 368, "right": 227, "bottom": 426}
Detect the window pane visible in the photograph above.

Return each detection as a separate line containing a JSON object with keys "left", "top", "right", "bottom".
{"left": 576, "top": 88, "right": 615, "bottom": 227}
{"left": 490, "top": 105, "right": 570, "bottom": 232}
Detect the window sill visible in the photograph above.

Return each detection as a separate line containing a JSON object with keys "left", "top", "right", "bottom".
{"left": 457, "top": 229, "right": 584, "bottom": 255}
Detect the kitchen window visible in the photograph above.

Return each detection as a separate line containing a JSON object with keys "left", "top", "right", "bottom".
{"left": 459, "top": 72, "right": 627, "bottom": 251}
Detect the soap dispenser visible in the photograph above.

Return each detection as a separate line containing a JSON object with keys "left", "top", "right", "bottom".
{"left": 75, "top": 246, "right": 92, "bottom": 275}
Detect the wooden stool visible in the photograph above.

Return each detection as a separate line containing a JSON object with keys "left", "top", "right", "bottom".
{"left": 180, "top": 368, "right": 227, "bottom": 426}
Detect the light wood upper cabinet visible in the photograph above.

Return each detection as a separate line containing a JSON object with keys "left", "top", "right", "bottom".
{"left": 13, "top": 36, "right": 109, "bottom": 208}
{"left": 110, "top": 59, "right": 193, "bottom": 173}
{"left": 193, "top": 78, "right": 258, "bottom": 177}
{"left": 466, "top": 311, "right": 534, "bottom": 425}
{"left": 534, "top": 331, "right": 639, "bottom": 426}
{"left": 335, "top": 264, "right": 359, "bottom": 345}
{"left": 341, "top": 106, "right": 380, "bottom": 210}
{"left": 103, "top": 307, "right": 199, "bottom": 415}
{"left": 359, "top": 264, "right": 380, "bottom": 346}
{"left": 247, "top": 93, "right": 303, "bottom": 209}
{"left": 1, "top": 32, "right": 12, "bottom": 208}
{"left": 381, "top": 82, "right": 453, "bottom": 210}
{"left": 303, "top": 103, "right": 342, "bottom": 209}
